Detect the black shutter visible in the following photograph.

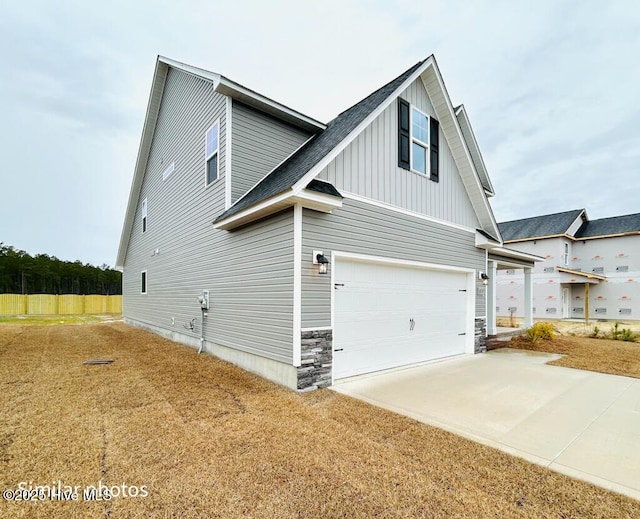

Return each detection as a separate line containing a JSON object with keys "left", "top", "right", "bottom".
{"left": 430, "top": 117, "right": 439, "bottom": 182}
{"left": 398, "top": 98, "right": 410, "bottom": 170}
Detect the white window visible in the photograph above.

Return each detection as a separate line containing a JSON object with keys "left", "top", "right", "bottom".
{"left": 141, "top": 198, "right": 147, "bottom": 234}
{"left": 205, "top": 121, "right": 220, "bottom": 185}
{"left": 411, "top": 107, "right": 429, "bottom": 174}
{"left": 564, "top": 243, "right": 569, "bottom": 266}
{"left": 162, "top": 162, "right": 175, "bottom": 181}
{"left": 141, "top": 270, "right": 147, "bottom": 294}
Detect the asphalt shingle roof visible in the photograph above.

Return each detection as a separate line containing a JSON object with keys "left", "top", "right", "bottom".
{"left": 575, "top": 213, "right": 640, "bottom": 238}
{"left": 215, "top": 58, "right": 427, "bottom": 223}
{"left": 498, "top": 209, "right": 584, "bottom": 241}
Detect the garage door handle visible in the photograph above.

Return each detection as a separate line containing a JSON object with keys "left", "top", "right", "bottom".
{"left": 334, "top": 283, "right": 345, "bottom": 289}
{"left": 334, "top": 348, "right": 344, "bottom": 352}
{"left": 458, "top": 332, "right": 466, "bottom": 336}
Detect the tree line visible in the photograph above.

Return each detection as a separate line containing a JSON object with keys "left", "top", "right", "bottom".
{"left": 0, "top": 243, "right": 122, "bottom": 295}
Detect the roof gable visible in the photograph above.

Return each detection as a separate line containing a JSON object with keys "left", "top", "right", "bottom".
{"left": 499, "top": 209, "right": 585, "bottom": 241}
{"left": 215, "top": 56, "right": 501, "bottom": 239}
{"left": 215, "top": 59, "right": 427, "bottom": 222}
{"left": 575, "top": 212, "right": 640, "bottom": 238}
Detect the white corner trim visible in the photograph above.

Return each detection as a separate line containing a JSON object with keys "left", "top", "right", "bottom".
{"left": 341, "top": 192, "right": 475, "bottom": 234}
{"left": 290, "top": 58, "right": 436, "bottom": 195}
{"left": 293, "top": 204, "right": 302, "bottom": 367}
{"left": 225, "top": 97, "right": 232, "bottom": 209}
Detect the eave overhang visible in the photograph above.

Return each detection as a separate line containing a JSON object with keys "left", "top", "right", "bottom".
{"left": 484, "top": 246, "right": 545, "bottom": 263}
{"left": 213, "top": 189, "right": 343, "bottom": 231}
{"left": 556, "top": 267, "right": 606, "bottom": 283}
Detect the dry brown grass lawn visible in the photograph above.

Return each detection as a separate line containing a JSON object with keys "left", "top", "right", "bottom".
{"left": 510, "top": 335, "right": 640, "bottom": 379}
{"left": 0, "top": 323, "right": 638, "bottom": 518}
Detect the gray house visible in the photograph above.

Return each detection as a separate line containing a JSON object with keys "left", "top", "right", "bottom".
{"left": 116, "top": 55, "right": 535, "bottom": 390}
{"left": 496, "top": 210, "right": 640, "bottom": 322}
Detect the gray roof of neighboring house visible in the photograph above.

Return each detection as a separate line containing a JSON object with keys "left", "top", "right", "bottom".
{"left": 215, "top": 58, "right": 427, "bottom": 223}
{"left": 575, "top": 212, "right": 640, "bottom": 238}
{"left": 498, "top": 209, "right": 584, "bottom": 241}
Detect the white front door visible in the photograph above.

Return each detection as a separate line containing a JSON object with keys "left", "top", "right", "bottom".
{"left": 333, "top": 258, "right": 471, "bottom": 380}
{"left": 562, "top": 287, "right": 571, "bottom": 318}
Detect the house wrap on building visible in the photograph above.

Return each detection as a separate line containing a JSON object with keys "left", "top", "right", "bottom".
{"left": 116, "top": 55, "right": 538, "bottom": 391}
{"left": 496, "top": 210, "right": 640, "bottom": 321}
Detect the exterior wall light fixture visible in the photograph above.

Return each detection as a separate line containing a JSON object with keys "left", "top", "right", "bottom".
{"left": 312, "top": 250, "right": 330, "bottom": 275}
{"left": 480, "top": 272, "right": 489, "bottom": 285}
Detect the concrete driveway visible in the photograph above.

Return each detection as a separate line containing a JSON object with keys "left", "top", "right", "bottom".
{"left": 332, "top": 348, "right": 640, "bottom": 501}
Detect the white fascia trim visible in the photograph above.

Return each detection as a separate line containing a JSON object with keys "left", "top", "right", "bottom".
{"left": 332, "top": 251, "right": 477, "bottom": 274}
{"left": 290, "top": 58, "right": 436, "bottom": 195}
{"left": 454, "top": 105, "right": 495, "bottom": 195}
{"left": 159, "top": 56, "right": 221, "bottom": 88}
{"left": 213, "top": 189, "right": 342, "bottom": 230}
{"left": 489, "top": 246, "right": 545, "bottom": 262}
{"left": 216, "top": 77, "right": 326, "bottom": 131}
{"left": 116, "top": 58, "right": 168, "bottom": 269}
{"left": 342, "top": 192, "right": 475, "bottom": 234}
{"left": 213, "top": 190, "right": 293, "bottom": 229}
{"left": 293, "top": 204, "right": 302, "bottom": 367}
{"left": 424, "top": 66, "right": 500, "bottom": 239}
{"left": 225, "top": 97, "right": 232, "bottom": 209}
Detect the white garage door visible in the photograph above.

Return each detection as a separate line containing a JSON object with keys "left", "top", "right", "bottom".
{"left": 333, "top": 257, "right": 470, "bottom": 380}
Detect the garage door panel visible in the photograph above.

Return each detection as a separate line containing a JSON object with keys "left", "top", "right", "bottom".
{"left": 334, "top": 258, "right": 471, "bottom": 380}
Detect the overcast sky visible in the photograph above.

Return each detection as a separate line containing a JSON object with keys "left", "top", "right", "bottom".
{"left": 1, "top": 0, "right": 639, "bottom": 266}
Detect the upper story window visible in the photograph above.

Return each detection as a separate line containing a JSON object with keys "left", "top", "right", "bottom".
{"left": 563, "top": 243, "right": 569, "bottom": 266}
{"left": 205, "top": 121, "right": 220, "bottom": 185}
{"left": 411, "top": 107, "right": 428, "bottom": 174}
{"left": 397, "top": 98, "right": 439, "bottom": 182}
{"left": 141, "top": 198, "right": 147, "bottom": 233}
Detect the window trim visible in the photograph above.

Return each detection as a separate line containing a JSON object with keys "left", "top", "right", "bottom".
{"left": 410, "top": 106, "right": 429, "bottom": 176}
{"left": 141, "top": 270, "right": 147, "bottom": 294}
{"left": 204, "top": 119, "right": 220, "bottom": 187}
{"left": 141, "top": 198, "right": 147, "bottom": 234}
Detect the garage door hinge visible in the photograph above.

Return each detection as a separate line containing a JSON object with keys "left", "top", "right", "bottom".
{"left": 458, "top": 289, "right": 467, "bottom": 292}
{"left": 458, "top": 332, "right": 466, "bottom": 336}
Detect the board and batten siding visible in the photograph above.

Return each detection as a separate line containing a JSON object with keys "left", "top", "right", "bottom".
{"left": 301, "top": 199, "right": 486, "bottom": 329}
{"left": 316, "top": 77, "right": 480, "bottom": 229}
{"left": 231, "top": 101, "right": 312, "bottom": 203}
{"left": 123, "top": 67, "right": 294, "bottom": 364}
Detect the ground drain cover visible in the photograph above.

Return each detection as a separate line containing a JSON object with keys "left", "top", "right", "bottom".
{"left": 83, "top": 360, "right": 115, "bottom": 365}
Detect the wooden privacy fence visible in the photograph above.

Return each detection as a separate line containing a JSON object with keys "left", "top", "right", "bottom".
{"left": 0, "top": 294, "right": 122, "bottom": 315}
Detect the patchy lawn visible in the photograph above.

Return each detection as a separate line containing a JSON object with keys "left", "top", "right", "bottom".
{"left": 510, "top": 335, "right": 640, "bottom": 379}
{"left": 0, "top": 323, "right": 638, "bottom": 518}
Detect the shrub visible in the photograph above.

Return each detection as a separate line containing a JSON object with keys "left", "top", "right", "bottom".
{"left": 591, "top": 325, "right": 600, "bottom": 338}
{"left": 526, "top": 322, "right": 555, "bottom": 344}
{"left": 607, "top": 322, "right": 638, "bottom": 342}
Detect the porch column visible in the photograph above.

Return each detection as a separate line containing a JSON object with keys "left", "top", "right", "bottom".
{"left": 524, "top": 267, "right": 533, "bottom": 328}
{"left": 487, "top": 260, "right": 497, "bottom": 336}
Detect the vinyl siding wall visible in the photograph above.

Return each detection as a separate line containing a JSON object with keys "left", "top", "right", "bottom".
{"left": 301, "top": 199, "right": 486, "bottom": 328}
{"left": 231, "top": 101, "right": 312, "bottom": 203}
{"left": 122, "top": 68, "right": 294, "bottom": 364}
{"left": 316, "top": 77, "right": 480, "bottom": 229}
